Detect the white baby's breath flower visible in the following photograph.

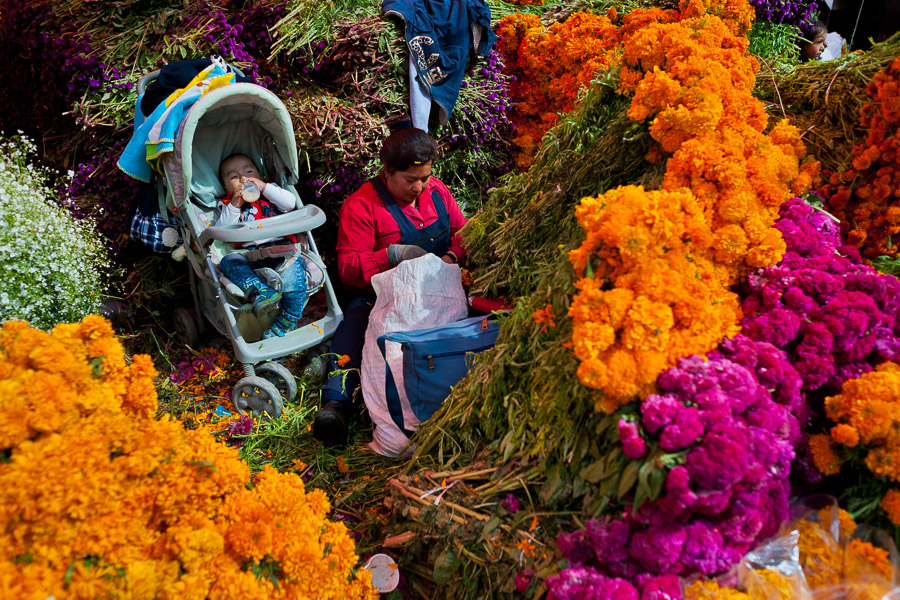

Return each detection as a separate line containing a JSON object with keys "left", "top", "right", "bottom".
{"left": 0, "top": 133, "right": 110, "bottom": 330}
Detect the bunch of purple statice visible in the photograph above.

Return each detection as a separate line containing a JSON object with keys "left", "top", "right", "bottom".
{"left": 548, "top": 336, "right": 801, "bottom": 595}
{"left": 740, "top": 198, "right": 900, "bottom": 394}
{"left": 2, "top": 0, "right": 131, "bottom": 135}
{"left": 178, "top": 7, "right": 264, "bottom": 84}
{"left": 748, "top": 0, "right": 816, "bottom": 29}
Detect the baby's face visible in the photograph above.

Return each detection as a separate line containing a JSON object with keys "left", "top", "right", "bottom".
{"left": 221, "top": 155, "right": 261, "bottom": 194}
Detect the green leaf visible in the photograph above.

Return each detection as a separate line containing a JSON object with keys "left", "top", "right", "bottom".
{"left": 432, "top": 549, "right": 459, "bottom": 586}
{"left": 617, "top": 461, "right": 640, "bottom": 500}
{"left": 481, "top": 517, "right": 501, "bottom": 540}
{"left": 539, "top": 463, "right": 562, "bottom": 505}
{"left": 648, "top": 467, "right": 666, "bottom": 501}
{"left": 579, "top": 458, "right": 607, "bottom": 484}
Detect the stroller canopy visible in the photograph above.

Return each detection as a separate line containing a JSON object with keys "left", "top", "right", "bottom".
{"left": 170, "top": 83, "right": 300, "bottom": 208}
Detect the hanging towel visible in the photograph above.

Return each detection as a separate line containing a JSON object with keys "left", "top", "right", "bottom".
{"left": 382, "top": 0, "right": 495, "bottom": 127}
{"left": 117, "top": 61, "right": 234, "bottom": 182}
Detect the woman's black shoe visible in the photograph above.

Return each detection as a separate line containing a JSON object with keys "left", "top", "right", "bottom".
{"left": 312, "top": 400, "right": 349, "bottom": 446}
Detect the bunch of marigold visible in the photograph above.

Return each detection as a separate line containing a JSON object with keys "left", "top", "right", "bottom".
{"left": 0, "top": 317, "right": 374, "bottom": 600}
{"left": 822, "top": 56, "right": 900, "bottom": 259}
{"left": 620, "top": 9, "right": 817, "bottom": 282}
{"left": 495, "top": 11, "right": 623, "bottom": 168}
{"left": 568, "top": 186, "right": 741, "bottom": 412}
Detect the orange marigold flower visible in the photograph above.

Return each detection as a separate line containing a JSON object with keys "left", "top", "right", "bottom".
{"left": 337, "top": 354, "right": 351, "bottom": 368}
{"left": 533, "top": 304, "right": 556, "bottom": 333}
{"left": 809, "top": 434, "right": 842, "bottom": 476}
{"left": 830, "top": 423, "right": 860, "bottom": 447}
{"left": 881, "top": 489, "right": 900, "bottom": 526}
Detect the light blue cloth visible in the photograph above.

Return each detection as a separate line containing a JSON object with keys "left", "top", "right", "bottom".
{"left": 117, "top": 64, "right": 234, "bottom": 182}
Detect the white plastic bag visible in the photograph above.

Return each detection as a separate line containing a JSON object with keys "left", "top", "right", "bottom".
{"left": 361, "top": 254, "right": 468, "bottom": 457}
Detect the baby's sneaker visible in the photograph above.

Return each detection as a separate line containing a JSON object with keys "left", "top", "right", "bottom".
{"left": 250, "top": 286, "right": 281, "bottom": 316}
{"left": 262, "top": 313, "right": 298, "bottom": 340}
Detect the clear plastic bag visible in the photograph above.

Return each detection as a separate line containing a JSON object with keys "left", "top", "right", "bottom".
{"left": 731, "top": 495, "right": 899, "bottom": 600}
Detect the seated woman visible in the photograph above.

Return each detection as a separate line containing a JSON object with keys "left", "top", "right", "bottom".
{"left": 313, "top": 123, "right": 467, "bottom": 446}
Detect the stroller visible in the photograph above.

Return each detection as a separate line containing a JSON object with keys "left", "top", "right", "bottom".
{"left": 132, "top": 59, "right": 343, "bottom": 419}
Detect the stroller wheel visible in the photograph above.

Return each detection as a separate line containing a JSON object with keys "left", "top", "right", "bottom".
{"left": 256, "top": 362, "right": 298, "bottom": 404}
{"left": 173, "top": 307, "right": 200, "bottom": 347}
{"left": 232, "top": 376, "right": 284, "bottom": 419}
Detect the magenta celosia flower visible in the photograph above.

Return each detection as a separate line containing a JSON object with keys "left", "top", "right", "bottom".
{"left": 501, "top": 493, "right": 522, "bottom": 513}
{"left": 618, "top": 418, "right": 648, "bottom": 459}
{"left": 226, "top": 415, "right": 254, "bottom": 447}
{"left": 637, "top": 574, "right": 681, "bottom": 600}
{"left": 659, "top": 406, "right": 704, "bottom": 451}
{"left": 640, "top": 394, "right": 682, "bottom": 433}
{"left": 545, "top": 567, "right": 639, "bottom": 600}
{"left": 626, "top": 523, "right": 686, "bottom": 574}
{"left": 514, "top": 568, "right": 534, "bottom": 593}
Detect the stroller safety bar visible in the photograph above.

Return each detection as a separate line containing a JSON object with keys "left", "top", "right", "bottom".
{"left": 198, "top": 204, "right": 326, "bottom": 246}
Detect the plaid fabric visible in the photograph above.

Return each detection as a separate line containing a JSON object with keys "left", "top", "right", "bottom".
{"left": 130, "top": 206, "right": 182, "bottom": 254}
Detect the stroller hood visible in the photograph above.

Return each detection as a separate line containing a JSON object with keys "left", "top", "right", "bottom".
{"left": 169, "top": 83, "right": 299, "bottom": 209}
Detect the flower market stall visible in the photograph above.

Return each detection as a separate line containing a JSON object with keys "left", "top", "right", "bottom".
{"left": 4, "top": 0, "right": 900, "bottom": 598}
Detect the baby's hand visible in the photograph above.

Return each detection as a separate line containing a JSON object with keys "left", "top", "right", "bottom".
{"left": 241, "top": 176, "right": 266, "bottom": 194}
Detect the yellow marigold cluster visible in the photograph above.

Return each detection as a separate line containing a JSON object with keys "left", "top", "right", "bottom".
{"left": 620, "top": 10, "right": 817, "bottom": 282}
{"left": 568, "top": 186, "right": 741, "bottom": 412}
{"left": 0, "top": 317, "right": 374, "bottom": 600}
{"left": 824, "top": 362, "right": 900, "bottom": 483}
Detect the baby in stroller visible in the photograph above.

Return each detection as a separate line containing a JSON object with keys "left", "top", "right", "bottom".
{"left": 215, "top": 152, "right": 307, "bottom": 339}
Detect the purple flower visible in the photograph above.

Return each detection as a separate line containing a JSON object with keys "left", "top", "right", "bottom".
{"left": 680, "top": 522, "right": 734, "bottom": 574}
{"left": 514, "top": 568, "right": 534, "bottom": 593}
{"left": 627, "top": 523, "right": 686, "bottom": 574}
{"left": 619, "top": 419, "right": 648, "bottom": 459}
{"left": 659, "top": 407, "right": 704, "bottom": 451}
{"left": 587, "top": 519, "right": 630, "bottom": 565}
{"left": 640, "top": 394, "right": 682, "bottom": 434}
{"left": 501, "top": 493, "right": 522, "bottom": 513}
{"left": 685, "top": 423, "right": 750, "bottom": 491}
{"left": 638, "top": 574, "right": 681, "bottom": 600}
{"left": 546, "top": 567, "right": 639, "bottom": 600}
{"left": 557, "top": 528, "right": 596, "bottom": 565}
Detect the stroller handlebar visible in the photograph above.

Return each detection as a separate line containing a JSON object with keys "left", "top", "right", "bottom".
{"left": 198, "top": 204, "right": 326, "bottom": 246}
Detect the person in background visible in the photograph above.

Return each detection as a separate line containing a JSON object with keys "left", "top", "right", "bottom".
{"left": 800, "top": 21, "right": 829, "bottom": 62}
{"left": 313, "top": 122, "right": 467, "bottom": 446}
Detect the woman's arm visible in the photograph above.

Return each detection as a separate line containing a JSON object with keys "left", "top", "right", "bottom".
{"left": 336, "top": 193, "right": 394, "bottom": 288}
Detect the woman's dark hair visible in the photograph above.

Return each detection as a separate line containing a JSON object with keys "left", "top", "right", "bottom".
{"left": 380, "top": 126, "right": 439, "bottom": 173}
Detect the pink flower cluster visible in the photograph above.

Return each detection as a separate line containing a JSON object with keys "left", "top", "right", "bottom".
{"left": 549, "top": 336, "right": 800, "bottom": 594}
{"left": 740, "top": 198, "right": 900, "bottom": 393}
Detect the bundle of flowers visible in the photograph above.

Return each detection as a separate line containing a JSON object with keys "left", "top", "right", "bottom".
{"left": 686, "top": 501, "right": 895, "bottom": 599}
{"left": 567, "top": 186, "right": 742, "bottom": 412}
{"left": 740, "top": 198, "right": 900, "bottom": 394}
{"left": 549, "top": 335, "right": 800, "bottom": 593}
{"left": 620, "top": 3, "right": 816, "bottom": 280}
{"left": 0, "top": 134, "right": 109, "bottom": 330}
{"left": 0, "top": 316, "right": 373, "bottom": 599}
{"left": 495, "top": 10, "right": 623, "bottom": 168}
{"left": 822, "top": 56, "right": 900, "bottom": 260}
{"left": 568, "top": 1, "right": 816, "bottom": 407}
{"left": 746, "top": 0, "right": 816, "bottom": 29}
{"left": 807, "top": 362, "right": 900, "bottom": 532}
